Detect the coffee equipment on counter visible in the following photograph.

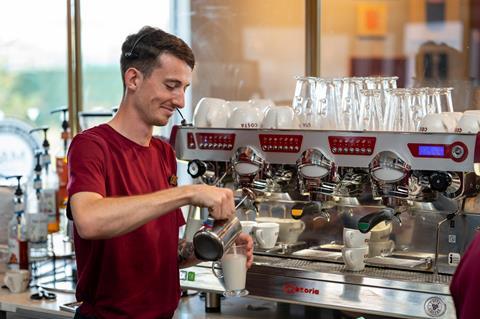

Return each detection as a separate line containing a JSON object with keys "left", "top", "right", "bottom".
{"left": 173, "top": 123, "right": 480, "bottom": 317}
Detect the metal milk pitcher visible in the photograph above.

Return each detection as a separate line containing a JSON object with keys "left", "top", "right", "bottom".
{"left": 192, "top": 216, "right": 242, "bottom": 261}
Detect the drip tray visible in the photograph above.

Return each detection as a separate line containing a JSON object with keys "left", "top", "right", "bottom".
{"left": 365, "top": 254, "right": 433, "bottom": 271}
{"left": 292, "top": 249, "right": 342, "bottom": 261}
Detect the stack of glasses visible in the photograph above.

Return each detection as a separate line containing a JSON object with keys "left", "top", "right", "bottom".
{"left": 292, "top": 76, "right": 456, "bottom": 132}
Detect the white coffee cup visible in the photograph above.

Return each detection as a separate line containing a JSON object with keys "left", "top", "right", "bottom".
{"left": 342, "top": 246, "right": 369, "bottom": 271}
{"left": 226, "top": 101, "right": 264, "bottom": 129}
{"left": 262, "top": 106, "right": 300, "bottom": 129}
{"left": 368, "top": 239, "right": 395, "bottom": 257}
{"left": 240, "top": 221, "right": 257, "bottom": 237}
{"left": 193, "top": 97, "right": 228, "bottom": 128}
{"left": 276, "top": 219, "right": 306, "bottom": 244}
{"left": 418, "top": 113, "right": 448, "bottom": 132}
{"left": 249, "top": 98, "right": 275, "bottom": 115}
{"left": 439, "top": 112, "right": 462, "bottom": 132}
{"left": 456, "top": 113, "right": 480, "bottom": 133}
{"left": 369, "top": 221, "right": 392, "bottom": 242}
{"left": 4, "top": 269, "right": 30, "bottom": 293}
{"left": 254, "top": 222, "right": 279, "bottom": 249}
{"left": 343, "top": 227, "right": 371, "bottom": 248}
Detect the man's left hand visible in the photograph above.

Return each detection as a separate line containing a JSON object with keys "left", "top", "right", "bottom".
{"left": 235, "top": 232, "right": 254, "bottom": 268}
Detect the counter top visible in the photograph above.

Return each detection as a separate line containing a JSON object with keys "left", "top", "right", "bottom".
{"left": 0, "top": 274, "right": 76, "bottom": 318}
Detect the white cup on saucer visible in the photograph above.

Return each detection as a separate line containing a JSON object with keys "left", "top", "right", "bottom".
{"left": 439, "top": 112, "right": 462, "bottom": 132}
{"left": 276, "top": 219, "right": 306, "bottom": 244}
{"left": 418, "top": 113, "right": 447, "bottom": 132}
{"left": 343, "top": 227, "right": 371, "bottom": 248}
{"left": 368, "top": 239, "right": 395, "bottom": 257}
{"left": 249, "top": 99, "right": 275, "bottom": 116}
{"left": 240, "top": 221, "right": 257, "bottom": 237}
{"left": 456, "top": 113, "right": 480, "bottom": 133}
{"left": 369, "top": 221, "right": 392, "bottom": 242}
{"left": 226, "top": 101, "right": 264, "bottom": 129}
{"left": 342, "top": 246, "right": 369, "bottom": 271}
{"left": 193, "top": 97, "right": 228, "bottom": 128}
{"left": 254, "top": 222, "right": 279, "bottom": 249}
{"left": 262, "top": 106, "right": 300, "bottom": 129}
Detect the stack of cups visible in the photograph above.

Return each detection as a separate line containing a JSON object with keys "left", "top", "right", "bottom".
{"left": 342, "top": 227, "right": 370, "bottom": 271}
{"left": 368, "top": 221, "right": 395, "bottom": 257}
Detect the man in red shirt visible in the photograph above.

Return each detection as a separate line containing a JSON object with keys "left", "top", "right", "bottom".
{"left": 450, "top": 234, "right": 480, "bottom": 318}
{"left": 68, "top": 26, "right": 253, "bottom": 319}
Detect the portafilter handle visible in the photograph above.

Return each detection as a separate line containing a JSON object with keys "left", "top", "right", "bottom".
{"left": 357, "top": 208, "right": 400, "bottom": 234}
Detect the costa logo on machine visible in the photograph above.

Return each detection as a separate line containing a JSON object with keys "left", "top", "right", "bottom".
{"left": 283, "top": 283, "right": 319, "bottom": 295}
{"left": 424, "top": 297, "right": 446, "bottom": 317}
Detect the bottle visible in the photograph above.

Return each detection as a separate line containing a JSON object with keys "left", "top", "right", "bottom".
{"left": 30, "top": 126, "right": 60, "bottom": 233}
{"left": 7, "top": 176, "right": 29, "bottom": 270}
{"left": 26, "top": 163, "right": 49, "bottom": 259}
{"left": 51, "top": 107, "right": 70, "bottom": 237}
{"left": 40, "top": 167, "right": 59, "bottom": 233}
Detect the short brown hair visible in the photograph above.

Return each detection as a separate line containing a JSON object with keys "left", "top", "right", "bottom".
{"left": 120, "top": 26, "right": 195, "bottom": 89}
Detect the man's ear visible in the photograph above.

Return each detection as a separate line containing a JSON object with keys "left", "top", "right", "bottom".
{"left": 124, "top": 67, "right": 142, "bottom": 91}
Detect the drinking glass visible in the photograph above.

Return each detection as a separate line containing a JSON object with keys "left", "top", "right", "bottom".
{"left": 424, "top": 88, "right": 438, "bottom": 115}
{"left": 314, "top": 78, "right": 339, "bottom": 129}
{"left": 331, "top": 78, "right": 345, "bottom": 129}
{"left": 385, "top": 89, "right": 414, "bottom": 131}
{"left": 211, "top": 244, "right": 249, "bottom": 297}
{"left": 358, "top": 89, "right": 382, "bottom": 131}
{"left": 408, "top": 88, "right": 427, "bottom": 131}
{"left": 434, "top": 87, "right": 454, "bottom": 113}
{"left": 292, "top": 76, "right": 317, "bottom": 129}
{"left": 340, "top": 77, "right": 363, "bottom": 130}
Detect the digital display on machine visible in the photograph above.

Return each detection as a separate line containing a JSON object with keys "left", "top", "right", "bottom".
{"left": 418, "top": 145, "right": 445, "bottom": 157}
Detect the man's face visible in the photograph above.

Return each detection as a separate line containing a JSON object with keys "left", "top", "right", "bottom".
{"left": 133, "top": 53, "right": 192, "bottom": 126}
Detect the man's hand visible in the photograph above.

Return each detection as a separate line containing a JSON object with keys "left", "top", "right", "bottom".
{"left": 188, "top": 185, "right": 235, "bottom": 220}
{"left": 235, "top": 232, "right": 254, "bottom": 268}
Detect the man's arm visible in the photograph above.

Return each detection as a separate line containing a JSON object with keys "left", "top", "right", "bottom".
{"left": 177, "top": 239, "right": 200, "bottom": 268}
{"left": 70, "top": 184, "right": 234, "bottom": 240}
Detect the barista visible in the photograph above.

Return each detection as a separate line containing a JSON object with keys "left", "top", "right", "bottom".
{"left": 450, "top": 234, "right": 480, "bottom": 318}
{"left": 68, "top": 26, "right": 253, "bottom": 319}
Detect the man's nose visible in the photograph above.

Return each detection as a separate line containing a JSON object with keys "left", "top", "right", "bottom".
{"left": 172, "top": 90, "right": 185, "bottom": 109}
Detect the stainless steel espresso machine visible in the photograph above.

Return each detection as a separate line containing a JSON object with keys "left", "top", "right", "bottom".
{"left": 173, "top": 125, "right": 480, "bottom": 318}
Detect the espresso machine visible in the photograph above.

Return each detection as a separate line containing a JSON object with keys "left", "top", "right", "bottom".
{"left": 172, "top": 125, "right": 480, "bottom": 318}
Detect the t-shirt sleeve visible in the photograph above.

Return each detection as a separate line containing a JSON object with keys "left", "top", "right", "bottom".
{"left": 67, "top": 133, "right": 107, "bottom": 198}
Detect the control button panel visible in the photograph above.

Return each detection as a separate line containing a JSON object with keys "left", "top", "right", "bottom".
{"left": 407, "top": 141, "right": 468, "bottom": 162}
{"left": 328, "top": 136, "right": 376, "bottom": 155}
{"left": 259, "top": 134, "right": 303, "bottom": 153}
{"left": 195, "top": 133, "right": 235, "bottom": 150}
{"left": 187, "top": 133, "right": 196, "bottom": 149}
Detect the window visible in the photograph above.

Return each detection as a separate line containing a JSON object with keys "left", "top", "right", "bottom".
{"left": 319, "top": 0, "right": 480, "bottom": 111}
{"left": 0, "top": 1, "right": 67, "bottom": 181}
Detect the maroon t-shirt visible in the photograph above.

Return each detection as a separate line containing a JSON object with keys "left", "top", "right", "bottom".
{"left": 67, "top": 124, "right": 185, "bottom": 319}
{"left": 450, "top": 233, "right": 480, "bottom": 318}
